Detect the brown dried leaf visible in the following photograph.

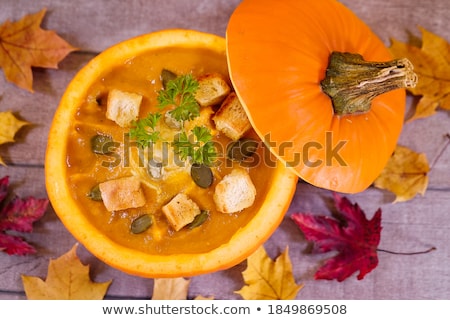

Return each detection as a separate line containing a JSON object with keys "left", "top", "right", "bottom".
{"left": 389, "top": 27, "right": 450, "bottom": 121}
{"left": 374, "top": 145, "right": 429, "bottom": 202}
{"left": 0, "top": 8, "right": 77, "bottom": 92}
{"left": 21, "top": 244, "right": 112, "bottom": 299}
{"left": 236, "top": 246, "right": 303, "bottom": 300}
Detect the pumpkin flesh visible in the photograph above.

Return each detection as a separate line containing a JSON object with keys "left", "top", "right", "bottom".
{"left": 226, "top": 0, "right": 408, "bottom": 193}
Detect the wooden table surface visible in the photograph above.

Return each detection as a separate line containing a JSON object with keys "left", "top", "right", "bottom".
{"left": 1, "top": 0, "right": 449, "bottom": 300}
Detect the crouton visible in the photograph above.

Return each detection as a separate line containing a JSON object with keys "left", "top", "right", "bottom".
{"left": 212, "top": 92, "right": 252, "bottom": 140}
{"left": 106, "top": 89, "right": 142, "bottom": 127}
{"left": 194, "top": 73, "right": 230, "bottom": 107}
{"left": 99, "top": 176, "right": 146, "bottom": 211}
{"left": 213, "top": 168, "right": 256, "bottom": 213}
{"left": 162, "top": 193, "right": 201, "bottom": 231}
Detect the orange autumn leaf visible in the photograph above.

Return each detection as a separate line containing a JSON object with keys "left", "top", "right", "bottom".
{"left": 21, "top": 244, "right": 112, "bottom": 299}
{"left": 235, "top": 246, "right": 303, "bottom": 300}
{"left": 389, "top": 27, "right": 450, "bottom": 121}
{"left": 0, "top": 111, "right": 29, "bottom": 166}
{"left": 0, "top": 8, "right": 77, "bottom": 92}
{"left": 374, "top": 145, "right": 429, "bottom": 202}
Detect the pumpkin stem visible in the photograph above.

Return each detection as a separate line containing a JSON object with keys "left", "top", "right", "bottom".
{"left": 320, "top": 52, "right": 418, "bottom": 116}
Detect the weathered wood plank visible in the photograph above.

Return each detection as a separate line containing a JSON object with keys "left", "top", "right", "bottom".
{"left": 341, "top": 0, "right": 449, "bottom": 45}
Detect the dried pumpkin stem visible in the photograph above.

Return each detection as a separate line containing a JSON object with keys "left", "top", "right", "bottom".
{"left": 320, "top": 52, "right": 418, "bottom": 116}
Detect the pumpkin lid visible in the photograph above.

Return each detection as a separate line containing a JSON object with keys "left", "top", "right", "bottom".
{"left": 226, "top": 0, "right": 414, "bottom": 193}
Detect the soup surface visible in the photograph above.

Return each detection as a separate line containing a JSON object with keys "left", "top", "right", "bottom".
{"left": 65, "top": 46, "right": 277, "bottom": 255}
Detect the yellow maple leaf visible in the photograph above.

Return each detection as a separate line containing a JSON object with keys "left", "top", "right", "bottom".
{"left": 0, "top": 8, "right": 77, "bottom": 92}
{"left": 0, "top": 111, "right": 29, "bottom": 166}
{"left": 374, "top": 145, "right": 429, "bottom": 202}
{"left": 21, "top": 244, "right": 112, "bottom": 299}
{"left": 235, "top": 246, "right": 303, "bottom": 300}
{"left": 152, "top": 277, "right": 191, "bottom": 300}
{"left": 389, "top": 27, "right": 450, "bottom": 121}
{"left": 194, "top": 295, "right": 214, "bottom": 300}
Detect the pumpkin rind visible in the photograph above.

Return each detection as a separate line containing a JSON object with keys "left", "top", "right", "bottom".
{"left": 45, "top": 29, "right": 298, "bottom": 277}
{"left": 226, "top": 0, "right": 406, "bottom": 193}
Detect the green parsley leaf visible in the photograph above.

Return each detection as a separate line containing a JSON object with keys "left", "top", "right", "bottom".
{"left": 129, "top": 113, "right": 161, "bottom": 148}
{"left": 172, "top": 126, "right": 217, "bottom": 165}
{"left": 157, "top": 74, "right": 200, "bottom": 122}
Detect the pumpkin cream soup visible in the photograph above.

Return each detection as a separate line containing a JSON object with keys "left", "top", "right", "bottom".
{"left": 64, "top": 46, "right": 278, "bottom": 255}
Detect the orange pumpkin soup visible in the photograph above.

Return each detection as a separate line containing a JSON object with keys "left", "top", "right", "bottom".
{"left": 63, "top": 46, "right": 280, "bottom": 255}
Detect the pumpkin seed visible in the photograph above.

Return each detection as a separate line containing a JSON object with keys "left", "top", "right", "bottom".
{"left": 226, "top": 138, "right": 259, "bottom": 162}
{"left": 161, "top": 69, "right": 177, "bottom": 89}
{"left": 190, "top": 163, "right": 213, "bottom": 188}
{"left": 131, "top": 214, "right": 153, "bottom": 234}
{"left": 91, "top": 134, "right": 114, "bottom": 154}
{"left": 164, "top": 111, "right": 183, "bottom": 129}
{"left": 187, "top": 210, "right": 210, "bottom": 230}
{"left": 87, "top": 184, "right": 102, "bottom": 201}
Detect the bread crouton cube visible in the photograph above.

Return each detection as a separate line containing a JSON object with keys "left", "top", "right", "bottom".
{"left": 162, "top": 193, "right": 201, "bottom": 231}
{"left": 99, "top": 176, "right": 146, "bottom": 211}
{"left": 212, "top": 92, "right": 252, "bottom": 140}
{"left": 106, "top": 89, "right": 142, "bottom": 127}
{"left": 194, "top": 73, "right": 231, "bottom": 107}
{"left": 213, "top": 168, "right": 256, "bottom": 213}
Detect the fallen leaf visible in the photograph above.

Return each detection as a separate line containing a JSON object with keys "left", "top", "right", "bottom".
{"left": 0, "top": 8, "right": 77, "bottom": 92}
{"left": 152, "top": 278, "right": 190, "bottom": 300}
{"left": 0, "top": 176, "right": 48, "bottom": 255}
{"left": 389, "top": 27, "right": 450, "bottom": 121}
{"left": 374, "top": 145, "right": 429, "bottom": 202}
{"left": 235, "top": 246, "right": 303, "bottom": 300}
{"left": 0, "top": 111, "right": 29, "bottom": 166}
{"left": 194, "top": 295, "right": 214, "bottom": 300}
{"left": 22, "top": 244, "right": 112, "bottom": 299}
{"left": 291, "top": 193, "right": 381, "bottom": 281}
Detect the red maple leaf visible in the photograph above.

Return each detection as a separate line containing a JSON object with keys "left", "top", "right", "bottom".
{"left": 0, "top": 176, "right": 48, "bottom": 255}
{"left": 291, "top": 193, "right": 382, "bottom": 281}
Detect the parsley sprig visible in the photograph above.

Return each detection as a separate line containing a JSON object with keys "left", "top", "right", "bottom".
{"left": 129, "top": 113, "right": 161, "bottom": 148}
{"left": 157, "top": 74, "right": 200, "bottom": 121}
{"left": 128, "top": 73, "right": 217, "bottom": 165}
{"left": 172, "top": 126, "right": 217, "bottom": 166}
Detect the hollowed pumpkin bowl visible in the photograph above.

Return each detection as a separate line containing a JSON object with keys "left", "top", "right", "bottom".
{"left": 45, "top": 29, "right": 298, "bottom": 277}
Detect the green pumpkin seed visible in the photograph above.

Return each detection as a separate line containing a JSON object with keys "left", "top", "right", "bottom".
{"left": 91, "top": 134, "right": 114, "bottom": 154}
{"left": 131, "top": 214, "right": 153, "bottom": 234}
{"left": 87, "top": 184, "right": 102, "bottom": 201}
{"left": 161, "top": 69, "right": 177, "bottom": 89}
{"left": 226, "top": 138, "right": 259, "bottom": 162}
{"left": 187, "top": 210, "right": 209, "bottom": 229}
{"left": 148, "top": 160, "right": 164, "bottom": 179}
{"left": 190, "top": 163, "right": 213, "bottom": 188}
